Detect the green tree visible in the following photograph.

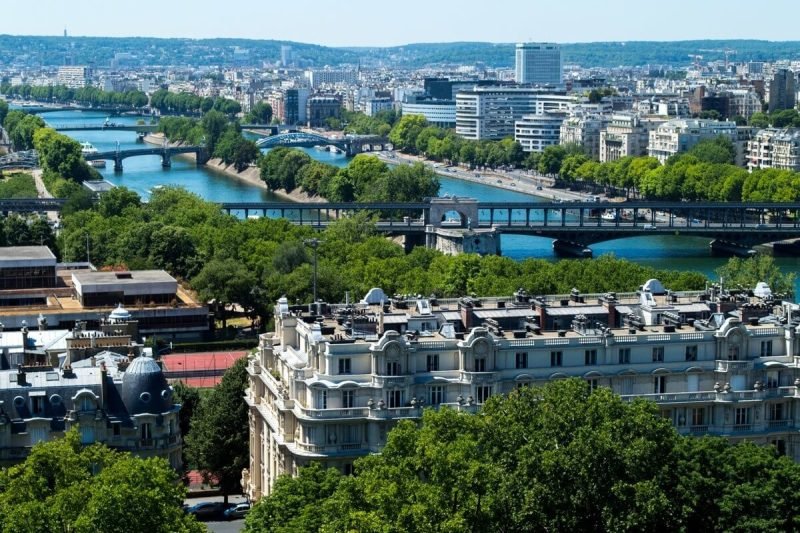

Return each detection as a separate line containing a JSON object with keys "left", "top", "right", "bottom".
{"left": 172, "top": 381, "right": 202, "bottom": 477}
{"left": 96, "top": 186, "right": 141, "bottom": 218}
{"left": 715, "top": 254, "right": 796, "bottom": 297}
{"left": 0, "top": 98, "right": 8, "bottom": 125}
{"left": 687, "top": 136, "right": 736, "bottom": 165}
{"left": 201, "top": 109, "right": 228, "bottom": 154}
{"left": 245, "top": 102, "right": 273, "bottom": 124}
{"left": 0, "top": 429, "right": 203, "bottom": 533}
{"left": 186, "top": 357, "right": 250, "bottom": 503}
{"left": 389, "top": 114, "right": 428, "bottom": 153}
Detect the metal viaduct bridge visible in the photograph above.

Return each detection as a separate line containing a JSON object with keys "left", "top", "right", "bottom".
{"left": 83, "top": 146, "right": 210, "bottom": 171}
{"left": 5, "top": 197, "right": 800, "bottom": 257}
{"left": 254, "top": 132, "right": 390, "bottom": 156}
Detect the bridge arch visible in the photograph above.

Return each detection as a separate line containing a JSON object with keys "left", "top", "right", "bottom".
{"left": 255, "top": 132, "right": 344, "bottom": 150}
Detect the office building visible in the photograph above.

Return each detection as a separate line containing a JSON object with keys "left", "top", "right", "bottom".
{"left": 307, "top": 70, "right": 358, "bottom": 89}
{"left": 515, "top": 43, "right": 563, "bottom": 86}
{"left": 647, "top": 119, "right": 738, "bottom": 164}
{"left": 514, "top": 111, "right": 568, "bottom": 152}
{"left": 768, "top": 69, "right": 797, "bottom": 112}
{"left": 402, "top": 97, "right": 457, "bottom": 129}
{"left": 245, "top": 284, "right": 800, "bottom": 499}
{"left": 456, "top": 87, "right": 574, "bottom": 140}
{"left": 284, "top": 88, "right": 310, "bottom": 125}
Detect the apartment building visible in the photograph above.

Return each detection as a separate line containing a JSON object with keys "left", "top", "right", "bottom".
{"left": 245, "top": 285, "right": 800, "bottom": 499}
{"left": 599, "top": 114, "right": 665, "bottom": 162}
{"left": 455, "top": 87, "right": 574, "bottom": 140}
{"left": 647, "top": 118, "right": 738, "bottom": 163}
{"left": 56, "top": 66, "right": 92, "bottom": 89}
{"left": 560, "top": 113, "right": 609, "bottom": 160}
{"left": 747, "top": 128, "right": 800, "bottom": 172}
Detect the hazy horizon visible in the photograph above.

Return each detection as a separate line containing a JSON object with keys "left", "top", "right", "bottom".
{"left": 1, "top": 0, "right": 798, "bottom": 47}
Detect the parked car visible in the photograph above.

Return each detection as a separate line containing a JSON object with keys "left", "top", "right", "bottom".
{"left": 186, "top": 502, "right": 233, "bottom": 521}
{"left": 643, "top": 224, "right": 657, "bottom": 229}
{"left": 223, "top": 502, "right": 251, "bottom": 520}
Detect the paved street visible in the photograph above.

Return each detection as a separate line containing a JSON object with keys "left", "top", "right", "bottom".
{"left": 184, "top": 495, "right": 248, "bottom": 533}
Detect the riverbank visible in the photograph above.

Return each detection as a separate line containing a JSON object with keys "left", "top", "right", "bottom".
{"left": 143, "top": 133, "right": 326, "bottom": 204}
{"left": 372, "top": 150, "right": 606, "bottom": 203}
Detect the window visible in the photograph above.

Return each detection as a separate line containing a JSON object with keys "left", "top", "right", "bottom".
{"left": 761, "top": 340, "right": 773, "bottom": 358}
{"left": 427, "top": 354, "right": 439, "bottom": 372}
{"left": 79, "top": 396, "right": 95, "bottom": 412}
{"left": 317, "top": 390, "right": 327, "bottom": 409}
{"left": 113, "top": 423, "right": 121, "bottom": 437}
{"left": 769, "top": 403, "right": 784, "bottom": 421}
{"left": 685, "top": 345, "right": 698, "bottom": 362}
{"left": 429, "top": 385, "right": 443, "bottom": 406}
{"left": 476, "top": 386, "right": 492, "bottom": 404}
{"left": 343, "top": 463, "right": 354, "bottom": 476}
{"left": 772, "top": 439, "right": 787, "bottom": 456}
{"left": 386, "top": 361, "right": 401, "bottom": 376}
{"left": 584, "top": 349, "right": 597, "bottom": 366}
{"left": 691, "top": 408, "right": 705, "bottom": 426}
{"left": 550, "top": 351, "right": 562, "bottom": 367}
{"left": 474, "top": 358, "right": 486, "bottom": 372}
{"left": 338, "top": 358, "right": 351, "bottom": 375}
{"left": 140, "top": 423, "right": 151, "bottom": 442}
{"left": 618, "top": 348, "right": 630, "bottom": 365}
{"left": 342, "top": 390, "right": 355, "bottom": 409}
{"left": 81, "top": 426, "right": 95, "bottom": 445}
{"left": 31, "top": 397, "right": 44, "bottom": 416}
{"left": 654, "top": 375, "right": 666, "bottom": 394}
{"left": 652, "top": 347, "right": 664, "bottom": 362}
{"left": 387, "top": 390, "right": 402, "bottom": 408}
{"left": 735, "top": 407, "right": 751, "bottom": 426}
{"left": 727, "top": 345, "right": 740, "bottom": 361}
{"left": 586, "top": 379, "right": 599, "bottom": 392}
{"left": 515, "top": 352, "right": 528, "bottom": 369}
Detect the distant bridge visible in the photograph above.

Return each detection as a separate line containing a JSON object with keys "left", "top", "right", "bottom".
{"left": 255, "top": 132, "right": 390, "bottom": 156}
{"left": 0, "top": 198, "right": 65, "bottom": 213}
{"left": 19, "top": 105, "right": 138, "bottom": 115}
{"left": 50, "top": 123, "right": 159, "bottom": 133}
{"left": 83, "top": 146, "right": 209, "bottom": 171}
{"left": 6, "top": 197, "right": 800, "bottom": 257}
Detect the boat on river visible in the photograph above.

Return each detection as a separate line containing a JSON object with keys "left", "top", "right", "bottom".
{"left": 80, "top": 141, "right": 98, "bottom": 156}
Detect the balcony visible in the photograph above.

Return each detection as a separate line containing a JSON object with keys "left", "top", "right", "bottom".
{"left": 298, "top": 407, "right": 370, "bottom": 420}
{"left": 715, "top": 360, "right": 754, "bottom": 372}
{"left": 371, "top": 375, "right": 411, "bottom": 388}
{"left": 459, "top": 371, "right": 496, "bottom": 384}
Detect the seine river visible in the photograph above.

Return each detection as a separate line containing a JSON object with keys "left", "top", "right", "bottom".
{"left": 44, "top": 110, "right": 800, "bottom": 294}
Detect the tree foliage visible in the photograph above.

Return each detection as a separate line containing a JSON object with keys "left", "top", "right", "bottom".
{"left": 0, "top": 429, "right": 203, "bottom": 533}
{"left": 185, "top": 357, "right": 250, "bottom": 502}
{"left": 715, "top": 253, "right": 796, "bottom": 297}
{"left": 245, "top": 102, "right": 273, "bottom": 124}
{"left": 2, "top": 84, "right": 148, "bottom": 108}
{"left": 247, "top": 380, "right": 800, "bottom": 532}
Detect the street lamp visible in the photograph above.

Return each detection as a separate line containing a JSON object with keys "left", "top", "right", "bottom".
{"left": 303, "top": 238, "right": 323, "bottom": 305}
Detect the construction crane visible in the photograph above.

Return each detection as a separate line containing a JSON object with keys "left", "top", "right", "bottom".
{"left": 688, "top": 54, "right": 704, "bottom": 69}
{"left": 699, "top": 49, "right": 737, "bottom": 69}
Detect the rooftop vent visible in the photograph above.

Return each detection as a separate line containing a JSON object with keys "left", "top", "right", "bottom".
{"left": 115, "top": 272, "right": 133, "bottom": 279}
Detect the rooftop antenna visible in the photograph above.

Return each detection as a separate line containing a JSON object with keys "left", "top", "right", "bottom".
{"left": 303, "top": 238, "right": 324, "bottom": 304}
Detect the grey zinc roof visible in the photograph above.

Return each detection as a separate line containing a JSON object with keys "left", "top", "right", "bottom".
{"left": 72, "top": 270, "right": 176, "bottom": 286}
{"left": 0, "top": 246, "right": 57, "bottom": 262}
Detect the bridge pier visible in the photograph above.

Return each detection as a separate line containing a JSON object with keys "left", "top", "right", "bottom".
{"left": 426, "top": 226, "right": 500, "bottom": 256}
{"left": 709, "top": 240, "right": 756, "bottom": 257}
{"left": 161, "top": 153, "right": 172, "bottom": 168}
{"left": 552, "top": 240, "right": 593, "bottom": 258}
{"left": 113, "top": 157, "right": 123, "bottom": 172}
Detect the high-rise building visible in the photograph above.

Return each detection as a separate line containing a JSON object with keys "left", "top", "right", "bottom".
{"left": 57, "top": 66, "right": 92, "bottom": 89}
{"left": 280, "top": 45, "right": 293, "bottom": 68}
{"left": 768, "top": 69, "right": 797, "bottom": 112}
{"left": 515, "top": 43, "right": 563, "bottom": 86}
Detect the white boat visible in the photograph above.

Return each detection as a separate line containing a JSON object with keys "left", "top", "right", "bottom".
{"left": 80, "top": 142, "right": 98, "bottom": 156}
{"left": 90, "top": 160, "right": 106, "bottom": 168}
{"left": 601, "top": 210, "right": 618, "bottom": 221}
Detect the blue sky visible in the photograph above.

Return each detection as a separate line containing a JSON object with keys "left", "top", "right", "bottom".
{"left": 1, "top": 0, "right": 798, "bottom": 46}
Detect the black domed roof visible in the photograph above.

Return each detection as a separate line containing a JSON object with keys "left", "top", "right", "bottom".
{"left": 121, "top": 356, "right": 172, "bottom": 415}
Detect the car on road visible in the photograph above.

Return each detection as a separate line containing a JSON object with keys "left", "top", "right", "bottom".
{"left": 223, "top": 503, "right": 251, "bottom": 520}
{"left": 642, "top": 224, "right": 657, "bottom": 229}
{"left": 536, "top": 185, "right": 543, "bottom": 190}
{"left": 186, "top": 502, "right": 234, "bottom": 521}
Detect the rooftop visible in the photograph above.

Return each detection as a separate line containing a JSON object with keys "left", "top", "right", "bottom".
{"left": 72, "top": 270, "right": 177, "bottom": 286}
{"left": 0, "top": 246, "right": 57, "bottom": 263}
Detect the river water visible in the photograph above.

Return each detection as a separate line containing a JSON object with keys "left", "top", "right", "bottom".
{"left": 44, "top": 110, "right": 800, "bottom": 292}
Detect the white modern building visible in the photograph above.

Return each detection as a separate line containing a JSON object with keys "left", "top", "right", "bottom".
{"left": 514, "top": 111, "right": 568, "bottom": 153}
{"left": 647, "top": 119, "right": 738, "bottom": 163}
{"left": 245, "top": 286, "right": 800, "bottom": 499}
{"left": 515, "top": 43, "right": 563, "bottom": 86}
{"left": 57, "top": 66, "right": 92, "bottom": 89}
{"left": 455, "top": 87, "right": 574, "bottom": 140}
{"left": 306, "top": 69, "right": 359, "bottom": 89}
{"left": 362, "top": 97, "right": 393, "bottom": 117}
{"left": 401, "top": 100, "right": 457, "bottom": 129}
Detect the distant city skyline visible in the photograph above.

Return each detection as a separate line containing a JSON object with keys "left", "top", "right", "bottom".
{"left": 1, "top": 0, "right": 799, "bottom": 47}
